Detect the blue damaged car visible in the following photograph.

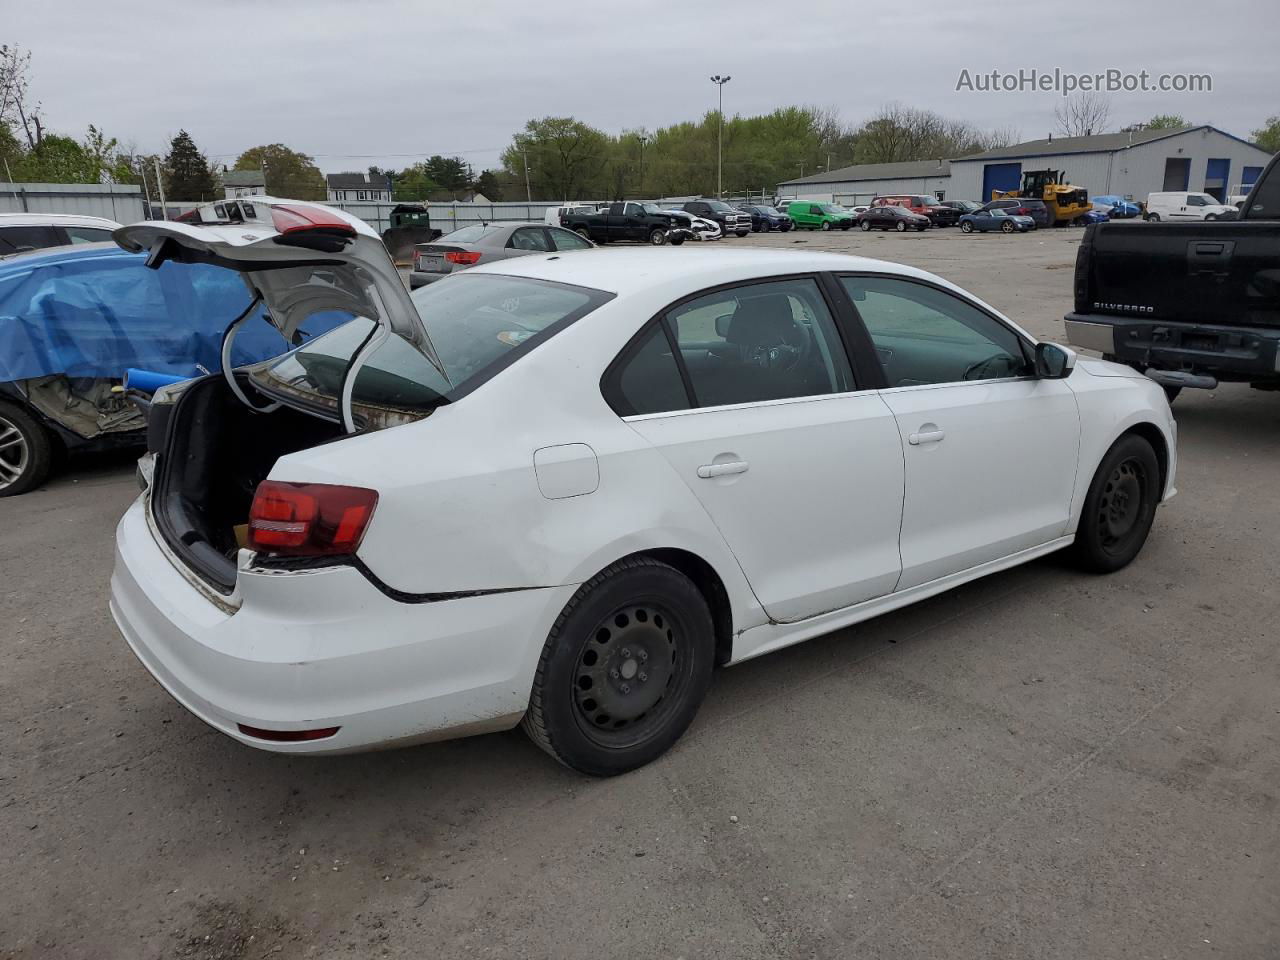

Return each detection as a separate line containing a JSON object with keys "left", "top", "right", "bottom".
{"left": 0, "top": 242, "right": 347, "bottom": 496}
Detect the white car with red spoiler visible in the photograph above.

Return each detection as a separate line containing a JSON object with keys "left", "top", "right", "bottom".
{"left": 110, "top": 197, "right": 1177, "bottom": 775}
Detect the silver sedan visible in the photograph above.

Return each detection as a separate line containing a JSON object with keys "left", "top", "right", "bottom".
{"left": 410, "top": 221, "right": 595, "bottom": 287}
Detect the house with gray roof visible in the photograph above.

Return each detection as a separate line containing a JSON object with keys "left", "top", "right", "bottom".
{"left": 325, "top": 172, "right": 392, "bottom": 203}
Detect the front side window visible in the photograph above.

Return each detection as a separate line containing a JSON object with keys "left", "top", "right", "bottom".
{"left": 64, "top": 226, "right": 115, "bottom": 244}
{"left": 667, "top": 278, "right": 853, "bottom": 408}
{"left": 1187, "top": 194, "right": 1209, "bottom": 206}
{"left": 840, "top": 276, "right": 1030, "bottom": 387}
{"left": 550, "top": 228, "right": 592, "bottom": 250}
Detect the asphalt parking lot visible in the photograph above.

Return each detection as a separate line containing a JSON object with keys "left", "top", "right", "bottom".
{"left": 3, "top": 226, "right": 1279, "bottom": 959}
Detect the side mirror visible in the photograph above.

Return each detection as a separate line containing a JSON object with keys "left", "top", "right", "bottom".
{"left": 715, "top": 313, "right": 733, "bottom": 338}
{"left": 1035, "top": 342, "right": 1076, "bottom": 379}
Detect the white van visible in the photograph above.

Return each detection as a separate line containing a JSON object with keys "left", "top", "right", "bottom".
{"left": 543, "top": 204, "right": 599, "bottom": 226}
{"left": 1144, "top": 192, "right": 1236, "bottom": 222}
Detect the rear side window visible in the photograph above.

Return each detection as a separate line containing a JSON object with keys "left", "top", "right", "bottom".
{"left": 0, "top": 225, "right": 61, "bottom": 254}
{"left": 64, "top": 226, "right": 115, "bottom": 244}
{"left": 604, "top": 324, "right": 690, "bottom": 416}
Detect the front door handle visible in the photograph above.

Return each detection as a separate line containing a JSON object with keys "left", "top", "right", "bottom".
{"left": 697, "top": 460, "right": 749, "bottom": 478}
{"left": 908, "top": 428, "right": 945, "bottom": 445}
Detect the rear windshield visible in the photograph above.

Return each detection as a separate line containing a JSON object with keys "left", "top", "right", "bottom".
{"left": 439, "top": 223, "right": 498, "bottom": 244}
{"left": 258, "top": 274, "right": 612, "bottom": 414}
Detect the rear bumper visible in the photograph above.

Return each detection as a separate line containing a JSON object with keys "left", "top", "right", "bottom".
{"left": 1065, "top": 313, "right": 1280, "bottom": 382}
{"left": 110, "top": 497, "right": 576, "bottom": 753}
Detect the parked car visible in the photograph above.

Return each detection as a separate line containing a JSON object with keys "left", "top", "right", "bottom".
{"left": 1143, "top": 191, "right": 1237, "bottom": 222}
{"left": 665, "top": 208, "right": 722, "bottom": 240}
{"left": 939, "top": 200, "right": 983, "bottom": 215}
{"left": 1091, "top": 195, "right": 1141, "bottom": 219}
{"left": 1078, "top": 205, "right": 1111, "bottom": 225}
{"left": 561, "top": 201, "right": 694, "bottom": 245}
{"left": 0, "top": 234, "right": 347, "bottom": 496}
{"left": 543, "top": 203, "right": 600, "bottom": 226}
{"left": 737, "top": 205, "right": 792, "bottom": 232}
{"left": 1066, "top": 151, "right": 1280, "bottom": 401}
{"left": 979, "top": 198, "right": 1052, "bottom": 228}
{"left": 857, "top": 205, "right": 930, "bottom": 232}
{"left": 410, "top": 221, "right": 594, "bottom": 288}
{"left": 873, "top": 195, "right": 958, "bottom": 227}
{"left": 0, "top": 212, "right": 122, "bottom": 254}
{"left": 676, "top": 200, "right": 751, "bottom": 237}
{"left": 789, "top": 201, "right": 855, "bottom": 231}
{"left": 958, "top": 208, "right": 1036, "bottom": 233}
{"left": 110, "top": 202, "right": 1178, "bottom": 776}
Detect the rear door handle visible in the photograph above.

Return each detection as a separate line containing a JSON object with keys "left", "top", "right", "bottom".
{"left": 908, "top": 428, "right": 945, "bottom": 445}
{"left": 697, "top": 460, "right": 749, "bottom": 478}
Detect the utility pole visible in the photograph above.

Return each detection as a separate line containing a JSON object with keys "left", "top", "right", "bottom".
{"left": 522, "top": 149, "right": 532, "bottom": 202}
{"left": 154, "top": 157, "right": 168, "bottom": 221}
{"left": 637, "top": 133, "right": 649, "bottom": 197}
{"left": 710, "top": 75, "right": 731, "bottom": 198}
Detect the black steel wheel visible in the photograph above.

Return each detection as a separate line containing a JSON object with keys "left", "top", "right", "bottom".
{"left": 522, "top": 557, "right": 715, "bottom": 775}
{"left": 1071, "top": 434, "right": 1160, "bottom": 573}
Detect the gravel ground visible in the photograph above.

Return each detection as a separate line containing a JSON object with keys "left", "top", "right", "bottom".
{"left": 3, "top": 226, "right": 1278, "bottom": 959}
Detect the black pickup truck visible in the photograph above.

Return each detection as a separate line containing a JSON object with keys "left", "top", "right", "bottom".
{"left": 560, "top": 202, "right": 693, "bottom": 246}
{"left": 1065, "top": 152, "right": 1280, "bottom": 400}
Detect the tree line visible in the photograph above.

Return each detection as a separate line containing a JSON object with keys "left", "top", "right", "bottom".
{"left": 4, "top": 43, "right": 1279, "bottom": 205}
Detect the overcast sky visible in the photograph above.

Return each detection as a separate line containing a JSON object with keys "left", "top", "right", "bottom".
{"left": 8, "top": 0, "right": 1275, "bottom": 175}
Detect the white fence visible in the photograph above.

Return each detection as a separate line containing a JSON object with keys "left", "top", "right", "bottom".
{"left": 0, "top": 182, "right": 147, "bottom": 223}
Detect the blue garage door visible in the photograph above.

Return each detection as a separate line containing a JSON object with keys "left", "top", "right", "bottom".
{"left": 1204, "top": 158, "right": 1230, "bottom": 202}
{"left": 1241, "top": 165, "right": 1264, "bottom": 190}
{"left": 982, "top": 162, "right": 1022, "bottom": 201}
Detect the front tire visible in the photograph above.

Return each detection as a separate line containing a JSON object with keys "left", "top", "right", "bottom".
{"left": 521, "top": 557, "right": 715, "bottom": 776}
{"left": 648, "top": 228, "right": 667, "bottom": 246}
{"left": 961, "top": 221, "right": 974, "bottom": 233}
{"left": 0, "top": 400, "right": 54, "bottom": 497}
{"left": 1002, "top": 220, "right": 1015, "bottom": 233}
{"left": 1070, "top": 434, "right": 1160, "bottom": 573}
{"left": 1146, "top": 213, "right": 1161, "bottom": 222}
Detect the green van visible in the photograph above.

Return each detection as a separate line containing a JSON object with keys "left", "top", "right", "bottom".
{"left": 787, "top": 202, "right": 855, "bottom": 231}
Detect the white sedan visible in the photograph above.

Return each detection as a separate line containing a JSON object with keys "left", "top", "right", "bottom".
{"left": 110, "top": 199, "right": 1176, "bottom": 776}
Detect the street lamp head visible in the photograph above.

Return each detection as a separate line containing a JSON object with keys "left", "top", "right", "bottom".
{"left": 710, "top": 75, "right": 731, "bottom": 85}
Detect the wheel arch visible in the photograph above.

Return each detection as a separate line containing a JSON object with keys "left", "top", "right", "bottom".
{"left": 1119, "top": 420, "right": 1170, "bottom": 496}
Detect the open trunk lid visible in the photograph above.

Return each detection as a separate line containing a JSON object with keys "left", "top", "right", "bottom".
{"left": 115, "top": 199, "right": 450, "bottom": 412}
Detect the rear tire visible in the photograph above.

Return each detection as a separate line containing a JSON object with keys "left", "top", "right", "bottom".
{"left": 0, "top": 400, "right": 54, "bottom": 498}
{"left": 896, "top": 221, "right": 907, "bottom": 232}
{"left": 821, "top": 220, "right": 831, "bottom": 231}
{"left": 1146, "top": 213, "right": 1161, "bottom": 222}
{"left": 860, "top": 220, "right": 871, "bottom": 231}
{"left": 576, "top": 227, "right": 592, "bottom": 241}
{"left": 521, "top": 557, "right": 715, "bottom": 776}
{"left": 1070, "top": 434, "right": 1160, "bottom": 573}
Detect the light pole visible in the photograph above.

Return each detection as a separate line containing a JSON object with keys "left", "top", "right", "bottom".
{"left": 636, "top": 133, "right": 648, "bottom": 197}
{"left": 710, "top": 75, "right": 731, "bottom": 198}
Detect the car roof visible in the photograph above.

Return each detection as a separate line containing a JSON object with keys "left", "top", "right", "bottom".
{"left": 465, "top": 247, "right": 944, "bottom": 296}
{"left": 0, "top": 241, "right": 133, "bottom": 276}
{"left": 0, "top": 212, "right": 123, "bottom": 229}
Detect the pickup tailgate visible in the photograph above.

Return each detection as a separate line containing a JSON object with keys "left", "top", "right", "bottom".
{"left": 1077, "top": 220, "right": 1280, "bottom": 328}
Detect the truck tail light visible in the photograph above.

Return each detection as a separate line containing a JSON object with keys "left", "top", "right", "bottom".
{"left": 248, "top": 481, "right": 378, "bottom": 557}
{"left": 445, "top": 251, "right": 482, "bottom": 265}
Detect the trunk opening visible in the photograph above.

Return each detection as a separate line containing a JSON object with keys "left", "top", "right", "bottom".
{"left": 151, "top": 375, "right": 347, "bottom": 594}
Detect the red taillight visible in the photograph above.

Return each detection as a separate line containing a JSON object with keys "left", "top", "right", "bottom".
{"left": 412, "top": 250, "right": 421, "bottom": 268}
{"left": 237, "top": 723, "right": 340, "bottom": 742}
{"left": 248, "top": 481, "right": 378, "bottom": 557}
{"left": 270, "top": 204, "right": 357, "bottom": 236}
{"left": 445, "top": 250, "right": 481, "bottom": 265}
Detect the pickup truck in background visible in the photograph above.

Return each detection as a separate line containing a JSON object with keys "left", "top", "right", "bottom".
{"left": 560, "top": 201, "right": 693, "bottom": 245}
{"left": 1064, "top": 152, "right": 1280, "bottom": 401}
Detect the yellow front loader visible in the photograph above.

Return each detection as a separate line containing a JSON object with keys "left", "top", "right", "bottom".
{"left": 993, "top": 169, "right": 1091, "bottom": 224}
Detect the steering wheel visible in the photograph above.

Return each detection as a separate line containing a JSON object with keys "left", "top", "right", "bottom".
{"left": 962, "top": 352, "right": 1018, "bottom": 381}
{"left": 744, "top": 314, "right": 814, "bottom": 374}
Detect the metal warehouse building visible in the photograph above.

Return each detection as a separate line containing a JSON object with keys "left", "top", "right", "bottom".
{"left": 776, "top": 159, "right": 952, "bottom": 205}
{"left": 948, "top": 126, "right": 1273, "bottom": 204}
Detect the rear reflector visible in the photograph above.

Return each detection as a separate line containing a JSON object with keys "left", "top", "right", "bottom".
{"left": 445, "top": 250, "right": 482, "bottom": 265}
{"left": 248, "top": 481, "right": 378, "bottom": 557}
{"left": 270, "top": 204, "right": 358, "bottom": 236}
{"left": 237, "top": 723, "right": 340, "bottom": 742}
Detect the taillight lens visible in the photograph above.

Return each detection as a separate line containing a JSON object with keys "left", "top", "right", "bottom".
{"left": 248, "top": 481, "right": 378, "bottom": 557}
{"left": 269, "top": 204, "right": 357, "bottom": 236}
{"left": 412, "top": 250, "right": 421, "bottom": 268}
{"left": 445, "top": 250, "right": 482, "bottom": 265}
